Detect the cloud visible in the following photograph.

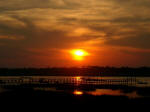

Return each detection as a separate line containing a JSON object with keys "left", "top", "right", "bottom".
{"left": 0, "top": 0, "right": 81, "bottom": 12}
{"left": 0, "top": 35, "right": 24, "bottom": 40}
{"left": 105, "top": 32, "right": 150, "bottom": 49}
{"left": 0, "top": 0, "right": 150, "bottom": 67}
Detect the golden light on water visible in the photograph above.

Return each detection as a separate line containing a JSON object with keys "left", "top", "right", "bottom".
{"left": 71, "top": 49, "right": 89, "bottom": 61}
{"left": 75, "top": 76, "right": 81, "bottom": 81}
{"left": 73, "top": 90, "right": 83, "bottom": 95}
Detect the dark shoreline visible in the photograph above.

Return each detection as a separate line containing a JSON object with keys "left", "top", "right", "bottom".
{"left": 1, "top": 67, "right": 150, "bottom": 77}
{"left": 0, "top": 86, "right": 150, "bottom": 108}
{"left": 0, "top": 82, "right": 150, "bottom": 110}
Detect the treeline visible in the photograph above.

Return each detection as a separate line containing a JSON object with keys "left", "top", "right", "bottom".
{"left": 0, "top": 66, "right": 150, "bottom": 77}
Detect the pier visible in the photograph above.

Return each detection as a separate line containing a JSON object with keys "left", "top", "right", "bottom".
{"left": 0, "top": 76, "right": 139, "bottom": 88}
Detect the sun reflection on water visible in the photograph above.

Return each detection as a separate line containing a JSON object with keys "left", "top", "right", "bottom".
{"left": 75, "top": 77, "right": 82, "bottom": 81}
{"left": 73, "top": 90, "right": 83, "bottom": 95}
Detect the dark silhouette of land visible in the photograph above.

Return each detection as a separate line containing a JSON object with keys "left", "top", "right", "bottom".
{"left": 0, "top": 66, "right": 150, "bottom": 76}
{"left": 0, "top": 66, "right": 150, "bottom": 110}
{"left": 0, "top": 84, "right": 150, "bottom": 110}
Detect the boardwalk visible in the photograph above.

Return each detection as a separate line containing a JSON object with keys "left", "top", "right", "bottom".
{"left": 0, "top": 76, "right": 139, "bottom": 87}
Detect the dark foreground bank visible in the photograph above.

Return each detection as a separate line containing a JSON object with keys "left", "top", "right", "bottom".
{"left": 0, "top": 87, "right": 150, "bottom": 111}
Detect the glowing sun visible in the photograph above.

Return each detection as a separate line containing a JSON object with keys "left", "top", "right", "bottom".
{"left": 74, "top": 50, "right": 84, "bottom": 56}
{"left": 71, "top": 49, "right": 89, "bottom": 61}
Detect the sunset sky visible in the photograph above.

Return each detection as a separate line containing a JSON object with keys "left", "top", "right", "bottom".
{"left": 0, "top": 0, "right": 150, "bottom": 67}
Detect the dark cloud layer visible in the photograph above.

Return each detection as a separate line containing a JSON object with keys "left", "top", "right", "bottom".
{"left": 106, "top": 33, "right": 150, "bottom": 49}
{"left": 0, "top": 0, "right": 80, "bottom": 11}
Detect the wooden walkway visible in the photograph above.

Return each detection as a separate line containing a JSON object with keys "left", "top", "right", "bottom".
{"left": 0, "top": 76, "right": 138, "bottom": 87}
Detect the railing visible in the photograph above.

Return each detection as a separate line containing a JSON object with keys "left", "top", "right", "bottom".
{"left": 0, "top": 76, "right": 138, "bottom": 87}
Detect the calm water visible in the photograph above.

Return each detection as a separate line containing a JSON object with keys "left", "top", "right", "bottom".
{"left": 34, "top": 87, "right": 142, "bottom": 99}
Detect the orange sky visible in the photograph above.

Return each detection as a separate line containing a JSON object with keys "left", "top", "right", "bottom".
{"left": 0, "top": 0, "right": 150, "bottom": 67}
